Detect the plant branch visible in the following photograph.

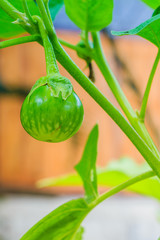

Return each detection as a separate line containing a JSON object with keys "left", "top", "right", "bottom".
{"left": 1, "top": 0, "right": 160, "bottom": 178}
{"left": 102, "top": 28, "right": 160, "bottom": 147}
{"left": 58, "top": 38, "right": 78, "bottom": 51}
{"left": 33, "top": 16, "right": 59, "bottom": 75}
{"left": 23, "top": 0, "right": 35, "bottom": 25}
{"left": 94, "top": 170, "right": 155, "bottom": 206}
{"left": 48, "top": 36, "right": 160, "bottom": 178}
{"left": 140, "top": 49, "right": 160, "bottom": 120}
{"left": 36, "top": 0, "right": 56, "bottom": 37}
{"left": 0, "top": 35, "right": 40, "bottom": 49}
{"left": 0, "top": 0, "right": 38, "bottom": 34}
{"left": 91, "top": 31, "right": 160, "bottom": 159}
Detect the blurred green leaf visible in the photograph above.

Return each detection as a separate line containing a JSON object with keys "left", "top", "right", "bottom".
{"left": 73, "top": 226, "right": 84, "bottom": 240}
{"left": 140, "top": 0, "right": 160, "bottom": 9}
{"left": 152, "top": 6, "right": 160, "bottom": 16}
{"left": 112, "top": 14, "right": 160, "bottom": 48}
{"left": 0, "top": 0, "right": 39, "bottom": 39}
{"left": 49, "top": 0, "right": 64, "bottom": 21}
{"left": 20, "top": 198, "right": 89, "bottom": 240}
{"left": 75, "top": 124, "right": 99, "bottom": 203}
{"left": 64, "top": 0, "right": 113, "bottom": 31}
{"left": 38, "top": 157, "right": 160, "bottom": 200}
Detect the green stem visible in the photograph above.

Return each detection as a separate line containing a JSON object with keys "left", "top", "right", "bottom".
{"left": 0, "top": 0, "right": 38, "bottom": 34}
{"left": 0, "top": 35, "right": 40, "bottom": 49}
{"left": 43, "top": 0, "right": 53, "bottom": 24}
{"left": 23, "top": 0, "right": 35, "bottom": 25}
{"left": 33, "top": 16, "right": 59, "bottom": 75}
{"left": 94, "top": 170, "right": 155, "bottom": 206}
{"left": 49, "top": 36, "right": 160, "bottom": 178}
{"left": 140, "top": 49, "right": 160, "bottom": 120}
{"left": 58, "top": 38, "right": 78, "bottom": 51}
{"left": 36, "top": 0, "right": 56, "bottom": 37}
{"left": 92, "top": 31, "right": 160, "bottom": 159}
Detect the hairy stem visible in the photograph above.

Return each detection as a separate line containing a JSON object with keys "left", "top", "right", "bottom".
{"left": 94, "top": 170, "right": 155, "bottom": 206}
{"left": 140, "top": 49, "right": 160, "bottom": 120}
{"left": 0, "top": 35, "right": 40, "bottom": 49}
{"left": 92, "top": 31, "right": 160, "bottom": 159}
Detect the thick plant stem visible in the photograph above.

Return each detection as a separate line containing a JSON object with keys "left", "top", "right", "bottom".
{"left": 140, "top": 49, "right": 160, "bottom": 120}
{"left": 48, "top": 36, "right": 160, "bottom": 178}
{"left": 36, "top": 0, "right": 56, "bottom": 36}
{"left": 92, "top": 32, "right": 160, "bottom": 159}
{"left": 34, "top": 16, "right": 59, "bottom": 75}
{"left": 94, "top": 170, "right": 155, "bottom": 206}
{"left": 0, "top": 35, "right": 40, "bottom": 49}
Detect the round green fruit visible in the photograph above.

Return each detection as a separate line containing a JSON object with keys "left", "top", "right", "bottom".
{"left": 20, "top": 80, "right": 84, "bottom": 143}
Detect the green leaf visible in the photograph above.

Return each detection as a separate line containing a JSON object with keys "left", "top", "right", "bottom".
{"left": 140, "top": 0, "right": 160, "bottom": 9}
{"left": 63, "top": 0, "right": 113, "bottom": 31}
{"left": 0, "top": 0, "right": 39, "bottom": 39}
{"left": 75, "top": 124, "right": 99, "bottom": 203}
{"left": 49, "top": 0, "right": 64, "bottom": 21}
{"left": 152, "top": 6, "right": 160, "bottom": 16}
{"left": 73, "top": 227, "right": 84, "bottom": 240}
{"left": 20, "top": 198, "right": 89, "bottom": 240}
{"left": 38, "top": 157, "right": 160, "bottom": 201}
{"left": 112, "top": 14, "right": 160, "bottom": 48}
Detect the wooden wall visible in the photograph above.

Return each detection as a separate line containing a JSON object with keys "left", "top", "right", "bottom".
{"left": 0, "top": 31, "right": 160, "bottom": 193}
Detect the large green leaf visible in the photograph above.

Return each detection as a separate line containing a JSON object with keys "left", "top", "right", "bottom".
{"left": 112, "top": 13, "right": 160, "bottom": 48}
{"left": 49, "top": 0, "right": 64, "bottom": 21}
{"left": 20, "top": 198, "right": 89, "bottom": 240}
{"left": 0, "top": 0, "right": 39, "bottom": 39}
{"left": 75, "top": 124, "right": 99, "bottom": 203}
{"left": 140, "top": 0, "right": 160, "bottom": 9}
{"left": 63, "top": 0, "right": 113, "bottom": 31}
{"left": 38, "top": 157, "right": 160, "bottom": 200}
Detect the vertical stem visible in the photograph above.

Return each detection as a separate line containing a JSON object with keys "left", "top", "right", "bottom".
{"left": 0, "top": 0, "right": 24, "bottom": 20}
{"left": 92, "top": 31, "right": 160, "bottom": 159}
{"left": 140, "top": 49, "right": 160, "bottom": 120}
{"left": 33, "top": 16, "right": 59, "bottom": 75}
{"left": 36, "top": 0, "right": 56, "bottom": 36}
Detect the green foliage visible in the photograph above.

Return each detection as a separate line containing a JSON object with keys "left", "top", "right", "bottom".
{"left": 140, "top": 0, "right": 160, "bottom": 9}
{"left": 63, "top": 0, "right": 113, "bottom": 31}
{"left": 20, "top": 198, "right": 90, "bottom": 240}
{"left": 73, "top": 227, "right": 84, "bottom": 240}
{"left": 49, "top": 0, "right": 64, "bottom": 21}
{"left": 0, "top": 0, "right": 39, "bottom": 39}
{"left": 152, "top": 6, "right": 160, "bottom": 16}
{"left": 112, "top": 14, "right": 160, "bottom": 48}
{"left": 75, "top": 124, "right": 99, "bottom": 203}
{"left": 38, "top": 158, "right": 160, "bottom": 201}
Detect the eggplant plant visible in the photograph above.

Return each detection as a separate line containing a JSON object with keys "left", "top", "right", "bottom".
{"left": 0, "top": 0, "right": 160, "bottom": 239}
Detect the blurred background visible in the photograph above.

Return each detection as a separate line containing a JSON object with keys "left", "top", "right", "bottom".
{"left": 0, "top": 0, "right": 160, "bottom": 239}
